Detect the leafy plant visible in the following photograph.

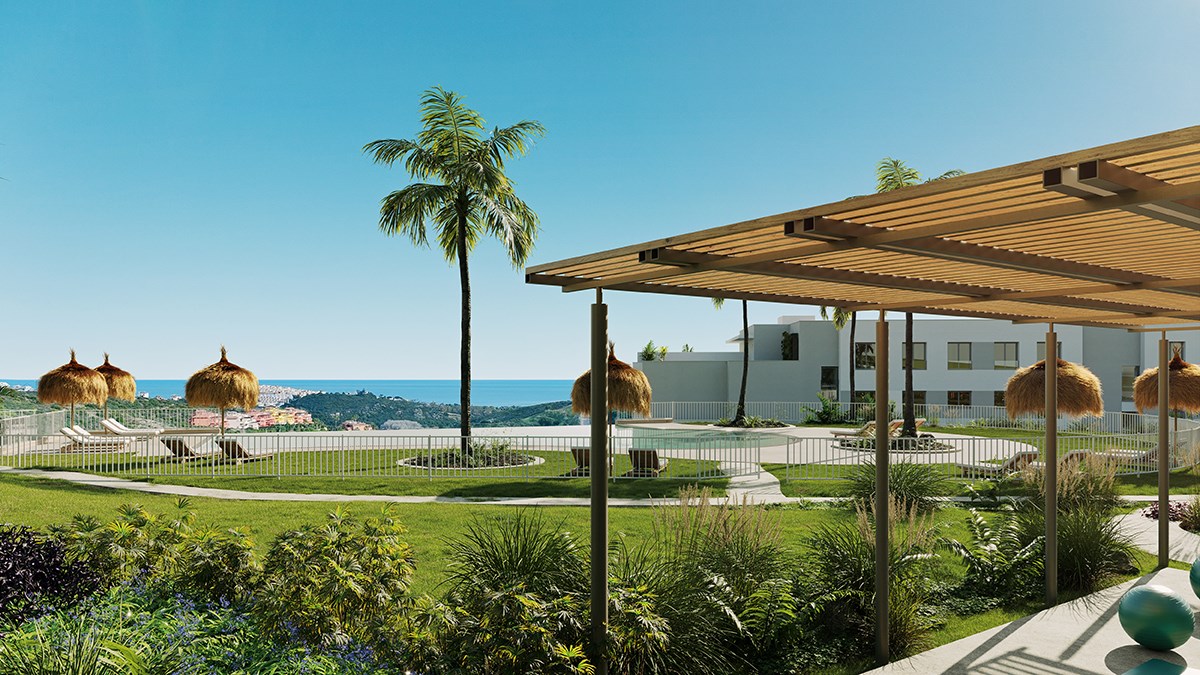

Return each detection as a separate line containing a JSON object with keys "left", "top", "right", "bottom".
{"left": 1014, "top": 504, "right": 1136, "bottom": 593}
{"left": 257, "top": 505, "right": 416, "bottom": 647}
{"left": 639, "top": 340, "right": 658, "bottom": 361}
{"left": 803, "top": 499, "right": 939, "bottom": 658}
{"left": 1183, "top": 496, "right": 1200, "bottom": 532}
{"left": 0, "top": 612, "right": 149, "bottom": 675}
{"left": 846, "top": 461, "right": 947, "bottom": 512}
{"left": 0, "top": 524, "right": 101, "bottom": 626}
{"left": 942, "top": 508, "right": 1042, "bottom": 601}
{"left": 803, "top": 393, "right": 848, "bottom": 425}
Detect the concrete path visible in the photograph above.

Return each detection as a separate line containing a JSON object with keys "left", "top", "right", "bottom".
{"left": 0, "top": 463, "right": 796, "bottom": 506}
{"left": 1120, "top": 510, "right": 1200, "bottom": 564}
{"left": 869, "top": 568, "right": 1200, "bottom": 675}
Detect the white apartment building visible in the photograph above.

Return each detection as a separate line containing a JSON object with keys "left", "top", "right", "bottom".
{"left": 636, "top": 315, "right": 1197, "bottom": 413}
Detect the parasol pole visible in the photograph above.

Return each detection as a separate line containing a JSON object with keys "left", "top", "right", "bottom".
{"left": 1159, "top": 332, "right": 1170, "bottom": 569}
{"left": 874, "top": 312, "right": 889, "bottom": 664}
{"left": 589, "top": 288, "right": 609, "bottom": 675}
{"left": 1045, "top": 324, "right": 1057, "bottom": 607}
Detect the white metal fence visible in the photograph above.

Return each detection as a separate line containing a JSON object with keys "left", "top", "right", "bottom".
{"left": 0, "top": 430, "right": 761, "bottom": 482}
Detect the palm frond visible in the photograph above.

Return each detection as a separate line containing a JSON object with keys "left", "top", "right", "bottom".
{"left": 927, "top": 169, "right": 965, "bottom": 182}
{"left": 477, "top": 191, "right": 539, "bottom": 267}
{"left": 485, "top": 120, "right": 547, "bottom": 167}
{"left": 378, "top": 183, "right": 456, "bottom": 245}
{"left": 876, "top": 157, "right": 921, "bottom": 193}
{"left": 418, "top": 86, "right": 484, "bottom": 161}
{"left": 712, "top": 298, "right": 725, "bottom": 310}
{"left": 362, "top": 138, "right": 421, "bottom": 166}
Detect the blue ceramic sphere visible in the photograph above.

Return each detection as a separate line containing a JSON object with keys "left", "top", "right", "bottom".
{"left": 1191, "top": 558, "right": 1200, "bottom": 599}
{"left": 1118, "top": 585, "right": 1195, "bottom": 651}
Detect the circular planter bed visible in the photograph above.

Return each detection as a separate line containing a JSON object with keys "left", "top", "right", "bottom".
{"left": 839, "top": 435, "right": 957, "bottom": 455}
{"left": 397, "top": 450, "right": 544, "bottom": 471}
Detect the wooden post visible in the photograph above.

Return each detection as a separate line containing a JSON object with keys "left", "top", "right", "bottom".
{"left": 1045, "top": 326, "right": 1058, "bottom": 607}
{"left": 874, "top": 314, "right": 889, "bottom": 664}
{"left": 590, "top": 288, "right": 609, "bottom": 674}
{"left": 1159, "top": 333, "right": 1170, "bottom": 569}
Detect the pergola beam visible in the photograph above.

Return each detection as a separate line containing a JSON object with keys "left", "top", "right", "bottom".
{"left": 789, "top": 216, "right": 1158, "bottom": 285}
{"left": 559, "top": 180, "right": 1200, "bottom": 292}
{"left": 1045, "top": 160, "right": 1200, "bottom": 230}
{"left": 843, "top": 276, "right": 1200, "bottom": 313}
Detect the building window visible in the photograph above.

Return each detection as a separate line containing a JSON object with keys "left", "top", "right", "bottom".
{"left": 948, "top": 391, "right": 972, "bottom": 406}
{"left": 1036, "top": 341, "right": 1063, "bottom": 362}
{"left": 902, "top": 342, "right": 927, "bottom": 370}
{"left": 994, "top": 342, "right": 1019, "bottom": 370}
{"left": 1171, "top": 341, "right": 1186, "bottom": 360}
{"left": 855, "top": 342, "right": 875, "bottom": 369}
{"left": 820, "top": 366, "right": 838, "bottom": 391}
{"left": 994, "top": 390, "right": 1006, "bottom": 407}
{"left": 947, "top": 342, "right": 972, "bottom": 370}
{"left": 1122, "top": 366, "right": 1139, "bottom": 402}
{"left": 904, "top": 390, "right": 927, "bottom": 405}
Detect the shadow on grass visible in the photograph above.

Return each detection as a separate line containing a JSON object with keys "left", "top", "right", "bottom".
{"left": 437, "top": 478, "right": 729, "bottom": 500}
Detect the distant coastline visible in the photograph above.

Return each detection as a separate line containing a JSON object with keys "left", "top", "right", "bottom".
{"left": 0, "top": 379, "right": 574, "bottom": 408}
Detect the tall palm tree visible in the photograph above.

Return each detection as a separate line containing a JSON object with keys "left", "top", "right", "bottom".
{"left": 820, "top": 306, "right": 855, "bottom": 407}
{"left": 876, "top": 158, "right": 964, "bottom": 437}
{"left": 713, "top": 298, "right": 749, "bottom": 425}
{"left": 365, "top": 87, "right": 544, "bottom": 445}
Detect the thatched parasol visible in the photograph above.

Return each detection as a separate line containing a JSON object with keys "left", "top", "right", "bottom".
{"left": 571, "top": 343, "right": 652, "bottom": 417}
{"left": 95, "top": 353, "right": 136, "bottom": 420}
{"left": 185, "top": 347, "right": 259, "bottom": 433}
{"left": 38, "top": 350, "right": 107, "bottom": 428}
{"left": 1133, "top": 351, "right": 1200, "bottom": 415}
{"left": 1004, "top": 358, "right": 1104, "bottom": 419}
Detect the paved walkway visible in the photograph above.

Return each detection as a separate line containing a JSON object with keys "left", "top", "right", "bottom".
{"left": 1120, "top": 510, "right": 1200, "bottom": 563}
{"left": 0, "top": 463, "right": 795, "bottom": 506}
{"left": 869, "top": 567, "right": 1200, "bottom": 675}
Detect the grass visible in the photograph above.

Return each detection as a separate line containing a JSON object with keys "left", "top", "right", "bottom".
{"left": 13, "top": 448, "right": 729, "bottom": 499}
{"left": 0, "top": 470, "right": 1183, "bottom": 672}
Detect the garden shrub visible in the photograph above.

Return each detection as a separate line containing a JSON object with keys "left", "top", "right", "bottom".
{"left": 257, "top": 505, "right": 416, "bottom": 648}
{"left": 804, "top": 499, "right": 939, "bottom": 658}
{"left": 803, "top": 394, "right": 848, "bottom": 425}
{"left": 1182, "top": 495, "right": 1200, "bottom": 532}
{"left": 48, "top": 499, "right": 259, "bottom": 605}
{"left": 847, "top": 461, "right": 947, "bottom": 512}
{"left": 942, "top": 508, "right": 1042, "bottom": 602}
{"left": 1014, "top": 504, "right": 1136, "bottom": 593}
{"left": 0, "top": 524, "right": 101, "bottom": 626}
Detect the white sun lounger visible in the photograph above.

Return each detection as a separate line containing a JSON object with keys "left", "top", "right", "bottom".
{"left": 59, "top": 427, "right": 133, "bottom": 453}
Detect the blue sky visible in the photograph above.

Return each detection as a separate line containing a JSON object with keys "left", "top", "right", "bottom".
{"left": 1, "top": 1, "right": 1198, "bottom": 379}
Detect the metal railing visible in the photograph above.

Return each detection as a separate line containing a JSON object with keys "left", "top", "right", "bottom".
{"left": 0, "top": 429, "right": 761, "bottom": 482}
{"left": 779, "top": 417, "right": 1200, "bottom": 481}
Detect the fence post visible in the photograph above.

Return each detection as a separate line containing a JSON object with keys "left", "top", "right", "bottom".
{"left": 428, "top": 436, "right": 434, "bottom": 481}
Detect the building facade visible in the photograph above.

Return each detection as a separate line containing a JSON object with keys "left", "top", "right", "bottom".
{"left": 636, "top": 315, "right": 1195, "bottom": 413}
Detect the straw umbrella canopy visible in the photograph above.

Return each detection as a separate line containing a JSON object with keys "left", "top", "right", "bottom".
{"left": 95, "top": 353, "right": 136, "bottom": 420}
{"left": 571, "top": 343, "right": 652, "bottom": 418}
{"left": 185, "top": 347, "right": 259, "bottom": 433}
{"left": 37, "top": 350, "right": 107, "bottom": 428}
{"left": 1004, "top": 358, "right": 1104, "bottom": 419}
{"left": 1133, "top": 350, "right": 1200, "bottom": 415}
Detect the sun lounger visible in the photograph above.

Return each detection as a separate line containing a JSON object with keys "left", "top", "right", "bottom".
{"left": 625, "top": 448, "right": 669, "bottom": 477}
{"left": 216, "top": 438, "right": 273, "bottom": 464}
{"left": 1027, "top": 449, "right": 1093, "bottom": 471}
{"left": 831, "top": 421, "right": 876, "bottom": 439}
{"left": 59, "top": 427, "right": 133, "bottom": 453}
{"left": 159, "top": 436, "right": 219, "bottom": 462}
{"left": 567, "top": 446, "right": 613, "bottom": 476}
{"left": 956, "top": 449, "right": 1040, "bottom": 477}
{"left": 102, "top": 418, "right": 216, "bottom": 436}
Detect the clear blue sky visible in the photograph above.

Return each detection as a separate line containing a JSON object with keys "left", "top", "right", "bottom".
{"left": 2, "top": 1, "right": 1198, "bottom": 379}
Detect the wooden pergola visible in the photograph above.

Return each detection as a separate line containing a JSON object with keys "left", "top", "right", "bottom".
{"left": 526, "top": 126, "right": 1200, "bottom": 669}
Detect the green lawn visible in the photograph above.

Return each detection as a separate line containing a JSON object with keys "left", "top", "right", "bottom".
{"left": 0, "top": 471, "right": 1180, "bottom": 669}
{"left": 12, "top": 448, "right": 729, "bottom": 499}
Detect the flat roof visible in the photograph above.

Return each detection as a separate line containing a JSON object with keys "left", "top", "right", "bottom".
{"left": 526, "top": 126, "right": 1200, "bottom": 330}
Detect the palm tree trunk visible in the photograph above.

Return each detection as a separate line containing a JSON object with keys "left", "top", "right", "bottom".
{"left": 735, "top": 299, "right": 749, "bottom": 424}
{"left": 903, "top": 312, "right": 916, "bottom": 437}
{"left": 848, "top": 312, "right": 857, "bottom": 414}
{"left": 457, "top": 222, "right": 472, "bottom": 454}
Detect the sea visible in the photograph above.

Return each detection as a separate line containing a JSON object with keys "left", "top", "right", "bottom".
{"left": 2, "top": 380, "right": 574, "bottom": 408}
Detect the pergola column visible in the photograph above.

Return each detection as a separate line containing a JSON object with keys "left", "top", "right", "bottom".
{"left": 590, "top": 288, "right": 609, "bottom": 674}
{"left": 1045, "top": 325, "right": 1058, "bottom": 607}
{"left": 874, "top": 313, "right": 889, "bottom": 664}
{"left": 1158, "top": 332, "right": 1170, "bottom": 568}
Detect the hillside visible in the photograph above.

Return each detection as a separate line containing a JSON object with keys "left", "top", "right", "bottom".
{"left": 289, "top": 392, "right": 578, "bottom": 429}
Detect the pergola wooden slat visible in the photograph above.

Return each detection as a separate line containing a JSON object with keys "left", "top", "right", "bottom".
{"left": 527, "top": 126, "right": 1200, "bottom": 670}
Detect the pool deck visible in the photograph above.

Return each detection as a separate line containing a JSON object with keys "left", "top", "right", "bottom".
{"left": 867, "top": 568, "right": 1200, "bottom": 675}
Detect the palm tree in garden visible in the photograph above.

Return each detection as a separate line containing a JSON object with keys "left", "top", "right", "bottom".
{"left": 876, "top": 158, "right": 964, "bottom": 438}
{"left": 820, "top": 305, "right": 855, "bottom": 408}
{"left": 365, "top": 87, "right": 544, "bottom": 445}
{"left": 713, "top": 298, "right": 749, "bottom": 426}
